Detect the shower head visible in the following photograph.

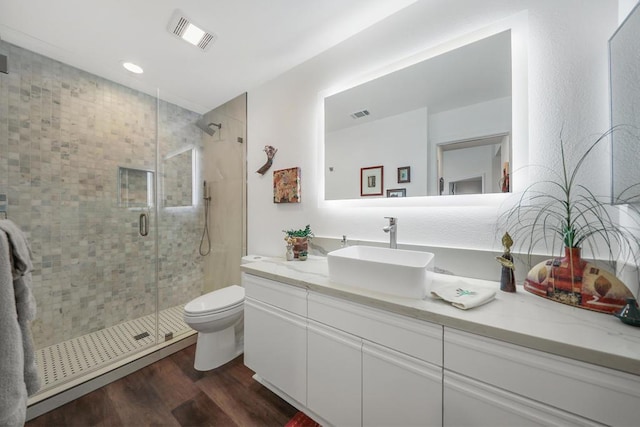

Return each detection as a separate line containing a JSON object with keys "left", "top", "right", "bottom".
{"left": 196, "top": 119, "right": 222, "bottom": 136}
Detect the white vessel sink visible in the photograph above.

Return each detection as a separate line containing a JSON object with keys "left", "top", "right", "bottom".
{"left": 327, "top": 245, "right": 434, "bottom": 299}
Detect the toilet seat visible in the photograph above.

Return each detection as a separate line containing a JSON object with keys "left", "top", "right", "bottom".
{"left": 184, "top": 285, "right": 245, "bottom": 316}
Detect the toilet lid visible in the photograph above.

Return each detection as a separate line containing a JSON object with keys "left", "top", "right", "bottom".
{"left": 184, "top": 285, "right": 245, "bottom": 315}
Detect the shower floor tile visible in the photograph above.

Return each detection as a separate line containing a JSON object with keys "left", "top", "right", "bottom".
{"left": 35, "top": 304, "right": 191, "bottom": 393}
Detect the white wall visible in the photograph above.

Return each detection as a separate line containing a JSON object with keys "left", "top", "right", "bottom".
{"left": 325, "top": 107, "right": 428, "bottom": 199}
{"left": 247, "top": 0, "right": 616, "bottom": 259}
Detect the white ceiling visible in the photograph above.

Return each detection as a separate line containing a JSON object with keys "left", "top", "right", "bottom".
{"left": 0, "top": 0, "right": 416, "bottom": 114}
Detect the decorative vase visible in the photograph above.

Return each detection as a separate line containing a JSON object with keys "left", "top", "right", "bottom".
{"left": 292, "top": 237, "right": 308, "bottom": 259}
{"left": 286, "top": 246, "right": 294, "bottom": 261}
{"left": 524, "top": 246, "right": 634, "bottom": 314}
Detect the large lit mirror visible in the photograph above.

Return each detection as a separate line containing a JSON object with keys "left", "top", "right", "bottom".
{"left": 163, "top": 147, "right": 195, "bottom": 207}
{"left": 610, "top": 2, "right": 640, "bottom": 205}
{"left": 324, "top": 30, "right": 512, "bottom": 200}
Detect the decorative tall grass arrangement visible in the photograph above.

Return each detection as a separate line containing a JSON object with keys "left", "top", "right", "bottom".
{"left": 501, "top": 128, "right": 640, "bottom": 265}
{"left": 499, "top": 128, "right": 640, "bottom": 313}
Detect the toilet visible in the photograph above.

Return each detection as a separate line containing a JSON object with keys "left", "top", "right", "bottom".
{"left": 184, "top": 255, "right": 272, "bottom": 371}
{"left": 184, "top": 285, "right": 245, "bottom": 371}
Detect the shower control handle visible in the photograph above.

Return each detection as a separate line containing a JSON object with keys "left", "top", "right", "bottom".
{"left": 139, "top": 213, "right": 149, "bottom": 237}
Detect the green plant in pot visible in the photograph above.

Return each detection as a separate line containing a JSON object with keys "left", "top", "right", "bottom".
{"left": 500, "top": 128, "right": 640, "bottom": 314}
{"left": 283, "top": 224, "right": 314, "bottom": 259}
{"left": 298, "top": 250, "right": 308, "bottom": 261}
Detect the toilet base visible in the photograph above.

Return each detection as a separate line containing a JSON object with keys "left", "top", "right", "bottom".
{"left": 194, "top": 327, "right": 240, "bottom": 371}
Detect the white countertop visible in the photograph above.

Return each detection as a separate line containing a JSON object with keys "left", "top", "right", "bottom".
{"left": 241, "top": 256, "right": 640, "bottom": 376}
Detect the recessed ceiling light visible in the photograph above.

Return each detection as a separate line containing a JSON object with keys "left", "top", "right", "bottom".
{"left": 122, "top": 62, "right": 144, "bottom": 74}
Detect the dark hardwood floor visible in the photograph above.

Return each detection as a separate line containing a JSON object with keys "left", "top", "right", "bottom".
{"left": 26, "top": 345, "right": 299, "bottom": 427}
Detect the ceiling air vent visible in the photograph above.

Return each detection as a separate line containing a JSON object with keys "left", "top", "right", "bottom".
{"left": 350, "top": 109, "right": 370, "bottom": 119}
{"left": 168, "top": 10, "right": 217, "bottom": 51}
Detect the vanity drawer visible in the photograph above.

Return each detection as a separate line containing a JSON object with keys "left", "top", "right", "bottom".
{"left": 443, "top": 370, "right": 601, "bottom": 426}
{"left": 444, "top": 328, "right": 640, "bottom": 426}
{"left": 308, "top": 292, "right": 442, "bottom": 365}
{"left": 242, "top": 273, "right": 307, "bottom": 316}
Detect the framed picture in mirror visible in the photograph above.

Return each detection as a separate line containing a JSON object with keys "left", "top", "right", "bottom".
{"left": 398, "top": 166, "right": 411, "bottom": 183}
{"left": 387, "top": 188, "right": 406, "bottom": 198}
{"left": 361, "top": 165, "right": 383, "bottom": 196}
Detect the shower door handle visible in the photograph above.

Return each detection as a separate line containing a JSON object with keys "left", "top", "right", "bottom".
{"left": 139, "top": 213, "right": 149, "bottom": 236}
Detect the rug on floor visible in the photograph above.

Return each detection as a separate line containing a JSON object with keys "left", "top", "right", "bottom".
{"left": 285, "top": 411, "right": 321, "bottom": 427}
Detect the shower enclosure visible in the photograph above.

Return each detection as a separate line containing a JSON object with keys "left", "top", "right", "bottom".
{"left": 0, "top": 41, "right": 246, "bottom": 407}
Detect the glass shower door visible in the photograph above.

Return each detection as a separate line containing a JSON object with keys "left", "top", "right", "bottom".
{"left": 0, "top": 44, "right": 163, "bottom": 394}
{"left": 28, "top": 88, "right": 162, "bottom": 392}
{"left": 155, "top": 95, "right": 205, "bottom": 343}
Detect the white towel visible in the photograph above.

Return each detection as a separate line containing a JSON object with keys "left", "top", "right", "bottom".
{"left": 0, "top": 220, "right": 40, "bottom": 427}
{"left": 431, "top": 283, "right": 496, "bottom": 310}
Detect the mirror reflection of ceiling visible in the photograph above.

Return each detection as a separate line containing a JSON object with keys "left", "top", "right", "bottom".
{"left": 324, "top": 30, "right": 512, "bottom": 200}
{"left": 325, "top": 30, "right": 512, "bottom": 133}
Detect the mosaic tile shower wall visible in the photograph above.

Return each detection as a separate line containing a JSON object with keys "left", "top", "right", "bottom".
{"left": 0, "top": 41, "right": 204, "bottom": 348}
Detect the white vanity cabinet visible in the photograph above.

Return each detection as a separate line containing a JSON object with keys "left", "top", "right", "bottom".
{"left": 307, "top": 320, "right": 362, "bottom": 426}
{"left": 308, "top": 292, "right": 443, "bottom": 427}
{"left": 242, "top": 265, "right": 640, "bottom": 427}
{"left": 362, "top": 341, "right": 442, "bottom": 427}
{"left": 443, "top": 328, "right": 640, "bottom": 427}
{"left": 243, "top": 273, "right": 308, "bottom": 405}
{"left": 443, "top": 371, "right": 603, "bottom": 426}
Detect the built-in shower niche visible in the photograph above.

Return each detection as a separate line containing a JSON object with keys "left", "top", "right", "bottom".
{"left": 118, "top": 166, "right": 154, "bottom": 208}
{"left": 163, "top": 147, "right": 195, "bottom": 207}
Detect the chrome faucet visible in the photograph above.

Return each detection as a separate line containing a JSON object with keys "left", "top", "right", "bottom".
{"left": 383, "top": 217, "right": 397, "bottom": 249}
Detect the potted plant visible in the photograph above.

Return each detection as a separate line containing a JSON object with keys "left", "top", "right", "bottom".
{"left": 500, "top": 128, "right": 640, "bottom": 314}
{"left": 298, "top": 250, "right": 308, "bottom": 261}
{"left": 283, "top": 224, "right": 314, "bottom": 258}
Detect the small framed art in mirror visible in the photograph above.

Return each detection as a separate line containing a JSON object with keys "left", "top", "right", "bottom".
{"left": 398, "top": 166, "right": 411, "bottom": 183}
{"left": 361, "top": 166, "right": 384, "bottom": 197}
{"left": 387, "top": 188, "right": 406, "bottom": 198}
